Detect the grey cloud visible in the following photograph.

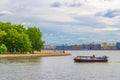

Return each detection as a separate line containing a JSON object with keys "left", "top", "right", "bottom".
{"left": 51, "top": 1, "right": 82, "bottom": 8}
{"left": 68, "top": 2, "right": 82, "bottom": 7}
{"left": 73, "top": 16, "right": 106, "bottom": 27}
{"left": 0, "top": 13, "right": 6, "bottom": 16}
{"left": 96, "top": 9, "right": 120, "bottom": 18}
{"left": 51, "top": 2, "right": 62, "bottom": 7}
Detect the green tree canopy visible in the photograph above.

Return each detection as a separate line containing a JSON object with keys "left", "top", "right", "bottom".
{"left": 0, "top": 29, "right": 6, "bottom": 37}
{"left": 27, "top": 27, "right": 44, "bottom": 51}
{"left": 0, "top": 21, "right": 44, "bottom": 53}
{"left": 0, "top": 44, "right": 7, "bottom": 54}
{"left": 3, "top": 29, "right": 31, "bottom": 52}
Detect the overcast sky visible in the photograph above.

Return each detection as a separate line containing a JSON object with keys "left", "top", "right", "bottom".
{"left": 0, "top": 0, "right": 120, "bottom": 45}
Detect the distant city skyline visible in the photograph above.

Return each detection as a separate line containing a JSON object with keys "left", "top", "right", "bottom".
{"left": 43, "top": 42, "right": 119, "bottom": 50}
{"left": 0, "top": 0, "right": 120, "bottom": 45}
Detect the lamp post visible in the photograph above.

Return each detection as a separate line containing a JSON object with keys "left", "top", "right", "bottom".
{"left": 62, "top": 44, "right": 65, "bottom": 53}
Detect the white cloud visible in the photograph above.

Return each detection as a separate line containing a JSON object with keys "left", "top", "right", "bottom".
{"left": 1, "top": 0, "right": 120, "bottom": 44}
{"left": 0, "top": 11, "right": 12, "bottom": 15}
{"left": 94, "top": 27, "right": 120, "bottom": 32}
{"left": 97, "top": 17, "right": 119, "bottom": 25}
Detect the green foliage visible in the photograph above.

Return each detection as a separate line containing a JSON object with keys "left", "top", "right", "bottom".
{"left": 26, "top": 27, "right": 44, "bottom": 51}
{"left": 4, "top": 29, "right": 31, "bottom": 52}
{"left": 0, "top": 30, "right": 6, "bottom": 44}
{"left": 0, "top": 44, "right": 7, "bottom": 54}
{"left": 0, "top": 21, "right": 44, "bottom": 53}
{"left": 0, "top": 29, "right": 6, "bottom": 37}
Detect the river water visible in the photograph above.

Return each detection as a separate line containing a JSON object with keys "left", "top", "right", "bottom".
{"left": 0, "top": 51, "right": 120, "bottom": 80}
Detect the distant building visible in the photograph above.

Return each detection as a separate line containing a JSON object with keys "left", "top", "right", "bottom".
{"left": 82, "top": 44, "right": 102, "bottom": 50}
{"left": 116, "top": 42, "right": 120, "bottom": 50}
{"left": 55, "top": 45, "right": 70, "bottom": 50}
{"left": 102, "top": 43, "right": 116, "bottom": 50}
{"left": 81, "top": 44, "right": 88, "bottom": 50}
{"left": 94, "top": 44, "right": 102, "bottom": 50}
{"left": 43, "top": 45, "right": 56, "bottom": 50}
{"left": 88, "top": 44, "right": 94, "bottom": 50}
{"left": 43, "top": 43, "right": 117, "bottom": 50}
{"left": 70, "top": 45, "right": 82, "bottom": 50}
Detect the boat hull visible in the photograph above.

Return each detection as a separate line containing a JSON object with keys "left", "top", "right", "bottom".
{"left": 74, "top": 58, "right": 108, "bottom": 62}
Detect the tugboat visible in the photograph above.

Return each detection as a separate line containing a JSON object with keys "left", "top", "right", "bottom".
{"left": 74, "top": 55, "right": 108, "bottom": 62}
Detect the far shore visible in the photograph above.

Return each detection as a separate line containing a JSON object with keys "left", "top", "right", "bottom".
{"left": 0, "top": 52, "right": 71, "bottom": 59}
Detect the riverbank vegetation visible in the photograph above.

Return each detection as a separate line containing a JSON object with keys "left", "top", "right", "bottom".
{"left": 0, "top": 21, "right": 44, "bottom": 54}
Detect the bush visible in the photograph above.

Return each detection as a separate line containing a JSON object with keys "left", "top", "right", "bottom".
{"left": 0, "top": 44, "right": 7, "bottom": 54}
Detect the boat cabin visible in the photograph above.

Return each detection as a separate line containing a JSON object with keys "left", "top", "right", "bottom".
{"left": 74, "top": 55, "right": 108, "bottom": 62}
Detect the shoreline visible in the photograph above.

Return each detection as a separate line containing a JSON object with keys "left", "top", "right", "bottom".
{"left": 0, "top": 52, "right": 71, "bottom": 59}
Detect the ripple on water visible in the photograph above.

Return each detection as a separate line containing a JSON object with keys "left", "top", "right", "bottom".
{"left": 0, "top": 51, "right": 120, "bottom": 80}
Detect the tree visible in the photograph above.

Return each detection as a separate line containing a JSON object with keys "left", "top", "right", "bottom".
{"left": 26, "top": 27, "right": 44, "bottom": 52}
{"left": 0, "top": 29, "right": 6, "bottom": 37}
{"left": 0, "top": 44, "right": 7, "bottom": 54}
{"left": 0, "top": 29, "right": 6, "bottom": 44}
{"left": 0, "top": 22, "right": 32, "bottom": 52}
{"left": 3, "top": 29, "right": 31, "bottom": 52}
{"left": 17, "top": 32, "right": 32, "bottom": 52}
{"left": 0, "top": 21, "right": 44, "bottom": 53}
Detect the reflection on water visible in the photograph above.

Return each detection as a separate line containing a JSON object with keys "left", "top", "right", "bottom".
{"left": 0, "top": 58, "right": 41, "bottom": 63}
{"left": 0, "top": 51, "right": 120, "bottom": 80}
{"left": 108, "top": 60, "right": 120, "bottom": 63}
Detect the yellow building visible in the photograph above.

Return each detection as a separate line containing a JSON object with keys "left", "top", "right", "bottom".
{"left": 103, "top": 43, "right": 116, "bottom": 50}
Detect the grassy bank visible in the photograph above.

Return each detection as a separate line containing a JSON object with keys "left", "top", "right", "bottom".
{"left": 0, "top": 52, "right": 71, "bottom": 59}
